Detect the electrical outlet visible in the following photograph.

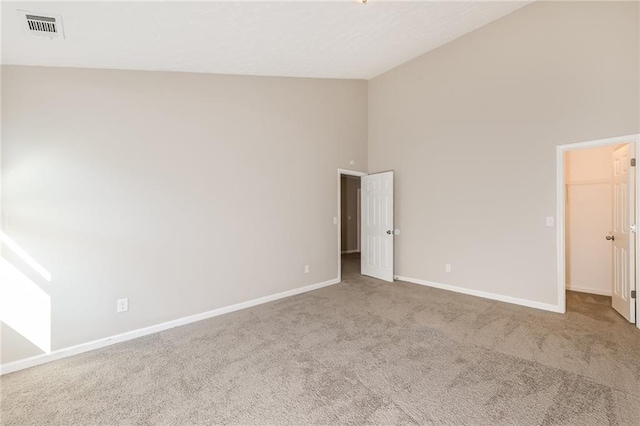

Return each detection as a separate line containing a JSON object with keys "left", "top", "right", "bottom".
{"left": 445, "top": 264, "right": 452, "bottom": 273}
{"left": 304, "top": 265, "right": 310, "bottom": 274}
{"left": 117, "top": 298, "right": 128, "bottom": 313}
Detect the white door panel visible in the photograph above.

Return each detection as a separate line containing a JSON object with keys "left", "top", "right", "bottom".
{"left": 611, "top": 144, "right": 636, "bottom": 322}
{"left": 361, "top": 172, "right": 394, "bottom": 282}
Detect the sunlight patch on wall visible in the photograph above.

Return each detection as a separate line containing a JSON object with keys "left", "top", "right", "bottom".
{"left": 0, "top": 232, "right": 51, "bottom": 282}
{"left": 0, "top": 257, "right": 51, "bottom": 354}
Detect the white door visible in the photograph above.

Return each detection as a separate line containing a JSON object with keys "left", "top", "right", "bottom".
{"left": 611, "top": 144, "right": 636, "bottom": 322}
{"left": 361, "top": 171, "right": 394, "bottom": 282}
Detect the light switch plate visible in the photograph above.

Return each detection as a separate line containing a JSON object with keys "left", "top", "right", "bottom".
{"left": 545, "top": 217, "right": 554, "bottom": 227}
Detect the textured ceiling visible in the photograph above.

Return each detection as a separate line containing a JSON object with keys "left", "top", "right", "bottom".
{"left": 1, "top": 1, "right": 531, "bottom": 80}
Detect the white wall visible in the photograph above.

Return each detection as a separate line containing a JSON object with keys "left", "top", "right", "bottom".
{"left": 565, "top": 146, "right": 615, "bottom": 296}
{"left": 0, "top": 66, "right": 368, "bottom": 364}
{"left": 369, "top": 1, "right": 639, "bottom": 307}
{"left": 340, "top": 176, "right": 360, "bottom": 253}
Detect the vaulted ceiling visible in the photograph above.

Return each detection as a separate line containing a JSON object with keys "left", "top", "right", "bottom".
{"left": 1, "top": 1, "right": 532, "bottom": 79}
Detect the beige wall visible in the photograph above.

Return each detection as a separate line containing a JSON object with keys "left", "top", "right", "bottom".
{"left": 565, "top": 146, "right": 615, "bottom": 296}
{"left": 340, "top": 176, "right": 360, "bottom": 252}
{"left": 369, "top": 1, "right": 639, "bottom": 306}
{"left": 566, "top": 146, "right": 617, "bottom": 184}
{"left": 1, "top": 66, "right": 367, "bottom": 364}
{"left": 2, "top": 0, "right": 639, "bottom": 366}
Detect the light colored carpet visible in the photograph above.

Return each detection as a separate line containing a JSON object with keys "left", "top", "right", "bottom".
{"left": 1, "top": 253, "right": 640, "bottom": 425}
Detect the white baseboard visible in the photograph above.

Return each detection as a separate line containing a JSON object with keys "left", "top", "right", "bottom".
{"left": 0, "top": 277, "right": 340, "bottom": 376}
{"left": 396, "top": 276, "right": 564, "bottom": 314}
{"left": 341, "top": 249, "right": 359, "bottom": 254}
{"left": 566, "top": 285, "right": 611, "bottom": 296}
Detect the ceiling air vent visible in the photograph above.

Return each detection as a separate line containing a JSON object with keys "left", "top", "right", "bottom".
{"left": 17, "top": 10, "right": 65, "bottom": 39}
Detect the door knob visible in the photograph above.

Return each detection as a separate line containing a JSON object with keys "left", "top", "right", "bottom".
{"left": 606, "top": 235, "right": 615, "bottom": 241}
{"left": 386, "top": 230, "right": 392, "bottom": 234}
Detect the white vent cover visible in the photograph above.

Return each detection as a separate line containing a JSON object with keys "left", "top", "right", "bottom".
{"left": 17, "top": 10, "right": 64, "bottom": 39}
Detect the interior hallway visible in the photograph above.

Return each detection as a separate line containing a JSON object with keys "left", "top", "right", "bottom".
{"left": 341, "top": 252, "right": 361, "bottom": 277}
{"left": 1, "top": 256, "right": 639, "bottom": 425}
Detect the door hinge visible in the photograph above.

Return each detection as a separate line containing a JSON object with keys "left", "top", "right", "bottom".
{"left": 632, "top": 224, "right": 637, "bottom": 233}
{"left": 631, "top": 158, "right": 636, "bottom": 167}
{"left": 632, "top": 290, "right": 636, "bottom": 299}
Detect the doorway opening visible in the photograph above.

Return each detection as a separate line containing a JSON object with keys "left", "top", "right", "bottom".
{"left": 337, "top": 169, "right": 366, "bottom": 282}
{"left": 337, "top": 169, "right": 395, "bottom": 283}
{"left": 340, "top": 173, "right": 362, "bottom": 279}
{"left": 557, "top": 134, "right": 640, "bottom": 327}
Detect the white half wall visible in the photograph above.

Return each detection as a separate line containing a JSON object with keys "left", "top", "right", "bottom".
{"left": 0, "top": 66, "right": 368, "bottom": 365}
{"left": 368, "top": 1, "right": 639, "bottom": 308}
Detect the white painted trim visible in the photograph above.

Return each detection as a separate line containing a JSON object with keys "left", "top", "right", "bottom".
{"left": 357, "top": 188, "right": 361, "bottom": 253}
{"left": 557, "top": 134, "right": 639, "bottom": 152}
{"left": 338, "top": 169, "right": 368, "bottom": 177}
{"left": 566, "top": 285, "right": 612, "bottom": 297}
{"left": 397, "top": 276, "right": 564, "bottom": 314}
{"left": 341, "top": 249, "right": 359, "bottom": 254}
{"left": 556, "top": 133, "right": 640, "bottom": 325}
{"left": 0, "top": 277, "right": 340, "bottom": 376}
{"left": 337, "top": 169, "right": 367, "bottom": 283}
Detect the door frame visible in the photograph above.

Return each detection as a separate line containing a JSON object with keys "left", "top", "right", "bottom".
{"left": 556, "top": 133, "right": 640, "bottom": 327}
{"left": 357, "top": 188, "right": 361, "bottom": 253}
{"left": 338, "top": 169, "right": 367, "bottom": 282}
